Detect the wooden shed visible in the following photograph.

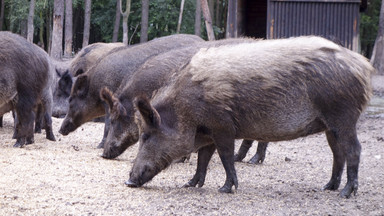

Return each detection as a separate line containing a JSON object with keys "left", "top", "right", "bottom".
{"left": 226, "top": 0, "right": 363, "bottom": 51}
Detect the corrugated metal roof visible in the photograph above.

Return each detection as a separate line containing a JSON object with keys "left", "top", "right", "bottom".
{"left": 267, "top": 0, "right": 360, "bottom": 51}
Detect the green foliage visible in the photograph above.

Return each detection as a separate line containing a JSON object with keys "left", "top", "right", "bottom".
{"left": 4, "top": 0, "right": 28, "bottom": 33}
{"left": 360, "top": 0, "right": 381, "bottom": 57}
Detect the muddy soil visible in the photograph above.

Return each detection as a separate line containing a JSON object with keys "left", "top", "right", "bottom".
{"left": 1, "top": 77, "right": 383, "bottom": 216}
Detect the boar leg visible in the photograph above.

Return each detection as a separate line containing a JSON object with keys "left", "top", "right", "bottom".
{"left": 11, "top": 110, "right": 17, "bottom": 139}
{"left": 339, "top": 130, "right": 360, "bottom": 198}
{"left": 234, "top": 139, "right": 253, "bottom": 162}
{"left": 43, "top": 112, "right": 56, "bottom": 141}
{"left": 248, "top": 142, "right": 269, "bottom": 164}
{"left": 13, "top": 107, "right": 35, "bottom": 148}
{"left": 215, "top": 136, "right": 238, "bottom": 193}
{"left": 323, "top": 130, "right": 345, "bottom": 191}
{"left": 34, "top": 104, "right": 43, "bottom": 133}
{"left": 323, "top": 128, "right": 360, "bottom": 198}
{"left": 97, "top": 104, "right": 110, "bottom": 149}
{"left": 183, "top": 144, "right": 216, "bottom": 188}
{"left": 0, "top": 116, "right": 2, "bottom": 127}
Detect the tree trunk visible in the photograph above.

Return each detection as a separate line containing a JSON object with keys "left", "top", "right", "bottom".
{"left": 39, "top": 11, "right": 45, "bottom": 49}
{"left": 82, "top": 0, "right": 92, "bottom": 48}
{"left": 208, "top": 0, "right": 214, "bottom": 26}
{"left": 112, "top": 0, "right": 121, "bottom": 42}
{"left": 200, "top": 0, "right": 215, "bottom": 40}
{"left": 20, "top": 19, "right": 28, "bottom": 38}
{"left": 0, "top": 0, "right": 4, "bottom": 31}
{"left": 194, "top": 0, "right": 201, "bottom": 36}
{"left": 27, "top": 0, "right": 35, "bottom": 42}
{"left": 64, "top": 0, "right": 73, "bottom": 57}
{"left": 176, "top": 0, "right": 185, "bottom": 34}
{"left": 371, "top": 0, "right": 384, "bottom": 75}
{"left": 140, "top": 0, "right": 149, "bottom": 43}
{"left": 51, "top": 0, "right": 64, "bottom": 59}
{"left": 120, "top": 0, "right": 131, "bottom": 45}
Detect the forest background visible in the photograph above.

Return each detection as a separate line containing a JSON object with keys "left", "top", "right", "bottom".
{"left": 0, "top": 0, "right": 382, "bottom": 62}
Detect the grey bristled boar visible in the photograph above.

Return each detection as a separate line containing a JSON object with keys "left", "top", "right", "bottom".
{"left": 126, "top": 36, "right": 374, "bottom": 198}
{"left": 100, "top": 38, "right": 262, "bottom": 160}
{"left": 0, "top": 32, "right": 55, "bottom": 147}
{"left": 59, "top": 34, "right": 203, "bottom": 148}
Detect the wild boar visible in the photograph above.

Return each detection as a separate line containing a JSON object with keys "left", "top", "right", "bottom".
{"left": 69, "top": 42, "right": 125, "bottom": 76}
{"left": 59, "top": 34, "right": 203, "bottom": 148}
{"left": 126, "top": 36, "right": 374, "bottom": 198}
{"left": 51, "top": 43, "right": 125, "bottom": 118}
{"left": 51, "top": 69, "right": 73, "bottom": 118}
{"left": 0, "top": 31, "right": 55, "bottom": 147}
{"left": 100, "top": 38, "right": 261, "bottom": 159}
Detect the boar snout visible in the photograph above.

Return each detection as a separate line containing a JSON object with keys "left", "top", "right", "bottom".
{"left": 59, "top": 118, "right": 77, "bottom": 135}
{"left": 125, "top": 179, "right": 141, "bottom": 188}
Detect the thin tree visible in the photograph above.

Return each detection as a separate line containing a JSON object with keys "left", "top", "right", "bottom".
{"left": 64, "top": 0, "right": 73, "bottom": 57}
{"left": 27, "top": 0, "right": 35, "bottom": 42}
{"left": 0, "top": 0, "right": 4, "bottom": 30}
{"left": 112, "top": 0, "right": 121, "bottom": 42}
{"left": 83, "top": 0, "right": 92, "bottom": 48}
{"left": 51, "top": 0, "right": 64, "bottom": 59}
{"left": 370, "top": 0, "right": 384, "bottom": 75}
{"left": 120, "top": 0, "right": 131, "bottom": 45}
{"left": 176, "top": 0, "right": 185, "bottom": 34}
{"left": 200, "top": 0, "right": 215, "bottom": 40}
{"left": 140, "top": 0, "right": 149, "bottom": 43}
{"left": 194, "top": 0, "right": 201, "bottom": 36}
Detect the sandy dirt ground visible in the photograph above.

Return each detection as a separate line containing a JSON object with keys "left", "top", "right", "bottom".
{"left": 0, "top": 77, "right": 383, "bottom": 215}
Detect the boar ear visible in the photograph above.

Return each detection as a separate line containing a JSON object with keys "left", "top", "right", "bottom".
{"left": 100, "top": 87, "right": 127, "bottom": 116}
{"left": 100, "top": 87, "right": 115, "bottom": 111}
{"left": 55, "top": 68, "right": 62, "bottom": 77}
{"left": 72, "top": 75, "right": 89, "bottom": 98}
{"left": 74, "top": 69, "right": 85, "bottom": 77}
{"left": 59, "top": 71, "right": 73, "bottom": 94}
{"left": 134, "top": 96, "right": 161, "bottom": 128}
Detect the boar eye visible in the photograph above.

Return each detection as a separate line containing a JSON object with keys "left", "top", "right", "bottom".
{"left": 141, "top": 133, "right": 150, "bottom": 142}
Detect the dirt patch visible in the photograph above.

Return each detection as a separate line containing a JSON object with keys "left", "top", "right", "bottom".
{"left": 1, "top": 95, "right": 384, "bottom": 215}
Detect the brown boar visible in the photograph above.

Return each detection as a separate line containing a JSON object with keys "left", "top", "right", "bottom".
{"left": 127, "top": 36, "right": 374, "bottom": 198}
{"left": 69, "top": 42, "right": 125, "bottom": 76}
{"left": 0, "top": 32, "right": 54, "bottom": 147}
{"left": 59, "top": 34, "right": 203, "bottom": 148}
{"left": 51, "top": 43, "right": 125, "bottom": 118}
{"left": 100, "top": 38, "right": 263, "bottom": 159}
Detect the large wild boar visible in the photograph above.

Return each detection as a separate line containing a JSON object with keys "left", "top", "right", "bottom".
{"left": 69, "top": 42, "right": 125, "bottom": 76}
{"left": 126, "top": 36, "right": 374, "bottom": 198}
{"left": 59, "top": 34, "right": 203, "bottom": 148}
{"left": 51, "top": 42, "right": 125, "bottom": 118}
{"left": 0, "top": 32, "right": 55, "bottom": 147}
{"left": 101, "top": 38, "right": 262, "bottom": 159}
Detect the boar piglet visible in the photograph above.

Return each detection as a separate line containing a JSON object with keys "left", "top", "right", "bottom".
{"left": 127, "top": 36, "right": 374, "bottom": 198}
{"left": 100, "top": 38, "right": 266, "bottom": 160}
{"left": 0, "top": 32, "right": 55, "bottom": 147}
{"left": 59, "top": 34, "right": 203, "bottom": 148}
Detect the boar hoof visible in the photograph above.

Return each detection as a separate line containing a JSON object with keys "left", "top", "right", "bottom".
{"left": 234, "top": 154, "right": 244, "bottom": 162}
{"left": 339, "top": 182, "right": 358, "bottom": 198}
{"left": 218, "top": 186, "right": 233, "bottom": 193}
{"left": 46, "top": 133, "right": 56, "bottom": 141}
{"left": 248, "top": 154, "right": 264, "bottom": 164}
{"left": 125, "top": 180, "right": 140, "bottom": 188}
{"left": 26, "top": 137, "right": 34, "bottom": 145}
{"left": 322, "top": 179, "right": 341, "bottom": 191}
{"left": 13, "top": 139, "right": 25, "bottom": 148}
{"left": 183, "top": 180, "right": 198, "bottom": 188}
{"left": 97, "top": 141, "right": 104, "bottom": 149}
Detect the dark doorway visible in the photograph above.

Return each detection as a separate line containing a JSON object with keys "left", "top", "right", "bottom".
{"left": 244, "top": 0, "right": 267, "bottom": 39}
